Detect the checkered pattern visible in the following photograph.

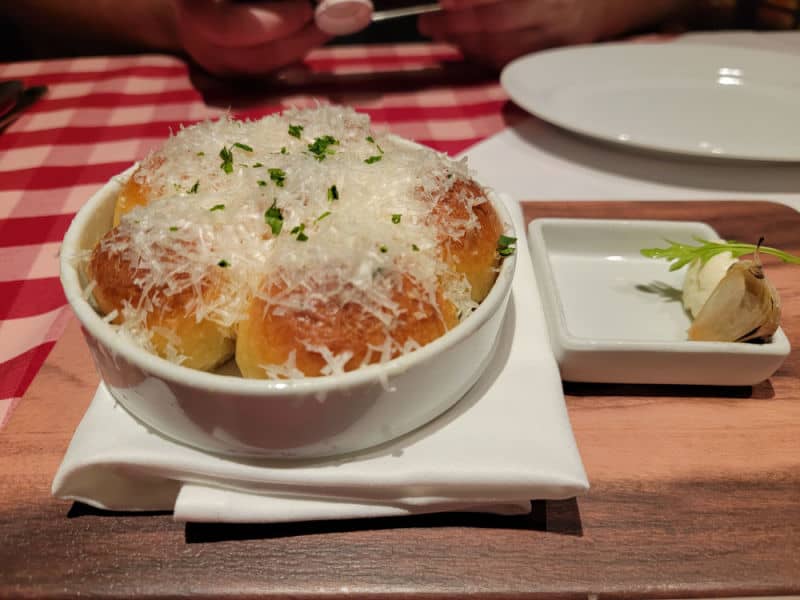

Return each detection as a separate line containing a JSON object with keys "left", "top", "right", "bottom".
{"left": 0, "top": 44, "right": 518, "bottom": 427}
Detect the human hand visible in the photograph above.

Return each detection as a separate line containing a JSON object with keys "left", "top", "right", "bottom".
{"left": 173, "top": 0, "right": 330, "bottom": 76}
{"left": 418, "top": 0, "right": 682, "bottom": 69}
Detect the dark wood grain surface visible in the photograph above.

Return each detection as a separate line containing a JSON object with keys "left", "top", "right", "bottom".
{"left": 1, "top": 201, "right": 798, "bottom": 599}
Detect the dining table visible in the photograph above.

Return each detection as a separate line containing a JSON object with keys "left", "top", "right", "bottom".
{"left": 1, "top": 31, "right": 799, "bottom": 599}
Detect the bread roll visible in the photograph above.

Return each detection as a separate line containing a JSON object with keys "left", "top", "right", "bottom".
{"left": 86, "top": 106, "right": 509, "bottom": 378}
{"left": 236, "top": 272, "right": 459, "bottom": 378}
{"left": 88, "top": 229, "right": 235, "bottom": 370}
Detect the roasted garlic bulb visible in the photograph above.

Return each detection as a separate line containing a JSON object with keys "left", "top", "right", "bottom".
{"left": 686, "top": 246, "right": 781, "bottom": 343}
{"left": 682, "top": 251, "right": 737, "bottom": 319}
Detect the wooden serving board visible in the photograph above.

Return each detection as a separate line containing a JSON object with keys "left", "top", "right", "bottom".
{"left": 1, "top": 201, "right": 798, "bottom": 599}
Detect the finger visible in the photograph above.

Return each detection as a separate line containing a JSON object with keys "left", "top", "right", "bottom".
{"left": 419, "top": 0, "right": 544, "bottom": 36}
{"left": 438, "top": 0, "right": 505, "bottom": 9}
{"left": 182, "top": 20, "right": 329, "bottom": 76}
{"left": 174, "top": 0, "right": 314, "bottom": 48}
{"left": 448, "top": 28, "right": 559, "bottom": 69}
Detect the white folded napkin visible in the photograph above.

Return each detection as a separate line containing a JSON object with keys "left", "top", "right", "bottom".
{"left": 52, "top": 197, "right": 589, "bottom": 523}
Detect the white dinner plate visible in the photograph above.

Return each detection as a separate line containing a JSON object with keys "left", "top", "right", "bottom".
{"left": 527, "top": 218, "right": 791, "bottom": 386}
{"left": 500, "top": 42, "right": 800, "bottom": 162}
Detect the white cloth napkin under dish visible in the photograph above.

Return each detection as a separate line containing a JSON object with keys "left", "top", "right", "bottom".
{"left": 52, "top": 197, "right": 589, "bottom": 523}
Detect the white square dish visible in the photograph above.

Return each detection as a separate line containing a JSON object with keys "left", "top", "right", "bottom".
{"left": 528, "top": 218, "right": 791, "bottom": 386}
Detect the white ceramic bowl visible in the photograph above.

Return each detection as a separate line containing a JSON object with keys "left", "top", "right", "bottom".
{"left": 60, "top": 168, "right": 516, "bottom": 458}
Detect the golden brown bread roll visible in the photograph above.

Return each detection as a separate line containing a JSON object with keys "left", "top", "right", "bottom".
{"left": 236, "top": 272, "right": 459, "bottom": 378}
{"left": 432, "top": 178, "right": 504, "bottom": 303}
{"left": 88, "top": 230, "right": 235, "bottom": 371}
{"left": 86, "top": 106, "right": 510, "bottom": 378}
{"left": 112, "top": 171, "right": 153, "bottom": 227}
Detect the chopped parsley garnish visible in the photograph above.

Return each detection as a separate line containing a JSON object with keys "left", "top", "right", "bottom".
{"left": 366, "top": 135, "right": 384, "bottom": 154}
{"left": 209, "top": 204, "right": 225, "bottom": 212}
{"left": 196, "top": 151, "right": 205, "bottom": 157}
{"left": 219, "top": 143, "right": 253, "bottom": 172}
{"left": 291, "top": 223, "right": 308, "bottom": 241}
{"left": 288, "top": 124, "right": 303, "bottom": 138}
{"left": 218, "top": 259, "right": 230, "bottom": 267}
{"left": 497, "top": 234, "right": 517, "bottom": 256}
{"left": 641, "top": 237, "right": 800, "bottom": 271}
{"left": 308, "top": 135, "right": 339, "bottom": 161}
{"left": 412, "top": 244, "right": 420, "bottom": 252}
{"left": 391, "top": 214, "right": 401, "bottom": 224}
{"left": 188, "top": 180, "right": 199, "bottom": 194}
{"left": 264, "top": 199, "right": 283, "bottom": 235}
{"left": 169, "top": 226, "right": 179, "bottom": 232}
{"left": 219, "top": 146, "right": 234, "bottom": 173}
{"left": 365, "top": 155, "right": 382, "bottom": 164}
{"left": 280, "top": 146, "right": 287, "bottom": 154}
{"left": 315, "top": 211, "right": 331, "bottom": 223}
{"left": 252, "top": 162, "right": 263, "bottom": 168}
{"left": 268, "top": 167, "right": 286, "bottom": 187}
{"left": 327, "top": 185, "right": 339, "bottom": 202}
{"left": 379, "top": 245, "right": 388, "bottom": 253}
{"left": 257, "top": 180, "right": 267, "bottom": 187}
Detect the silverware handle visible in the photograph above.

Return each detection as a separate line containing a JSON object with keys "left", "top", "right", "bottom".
{"left": 371, "top": 3, "right": 441, "bottom": 21}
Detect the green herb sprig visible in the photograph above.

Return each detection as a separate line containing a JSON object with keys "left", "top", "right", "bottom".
{"left": 308, "top": 135, "right": 339, "bottom": 161}
{"left": 219, "top": 146, "right": 234, "bottom": 173}
{"left": 219, "top": 143, "right": 252, "bottom": 173}
{"left": 264, "top": 199, "right": 283, "bottom": 235}
{"left": 268, "top": 168, "right": 286, "bottom": 187}
{"left": 291, "top": 223, "right": 308, "bottom": 241}
{"left": 641, "top": 237, "right": 800, "bottom": 271}
{"left": 497, "top": 235, "right": 517, "bottom": 257}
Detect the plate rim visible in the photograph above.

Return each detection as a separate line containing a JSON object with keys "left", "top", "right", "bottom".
{"left": 500, "top": 42, "right": 800, "bottom": 164}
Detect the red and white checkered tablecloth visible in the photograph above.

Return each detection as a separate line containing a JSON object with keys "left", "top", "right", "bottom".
{"left": 0, "top": 43, "right": 518, "bottom": 427}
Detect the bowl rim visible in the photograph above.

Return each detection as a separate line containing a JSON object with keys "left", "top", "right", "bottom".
{"left": 60, "top": 164, "right": 517, "bottom": 397}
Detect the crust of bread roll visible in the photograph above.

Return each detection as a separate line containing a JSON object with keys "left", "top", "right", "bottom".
{"left": 90, "top": 108, "right": 509, "bottom": 377}
{"left": 88, "top": 231, "right": 235, "bottom": 371}
{"left": 433, "top": 179, "right": 504, "bottom": 303}
{"left": 236, "top": 274, "right": 459, "bottom": 378}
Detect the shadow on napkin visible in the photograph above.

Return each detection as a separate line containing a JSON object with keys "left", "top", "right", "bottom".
{"left": 67, "top": 503, "right": 171, "bottom": 519}
{"left": 182, "top": 498, "right": 583, "bottom": 543}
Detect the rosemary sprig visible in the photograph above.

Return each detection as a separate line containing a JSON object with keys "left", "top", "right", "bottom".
{"left": 641, "top": 236, "right": 800, "bottom": 271}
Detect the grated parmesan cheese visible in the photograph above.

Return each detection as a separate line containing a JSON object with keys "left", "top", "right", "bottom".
{"left": 91, "top": 106, "right": 493, "bottom": 377}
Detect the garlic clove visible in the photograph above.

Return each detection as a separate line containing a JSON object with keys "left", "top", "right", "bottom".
{"left": 682, "top": 250, "right": 737, "bottom": 318}
{"left": 688, "top": 250, "right": 781, "bottom": 343}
